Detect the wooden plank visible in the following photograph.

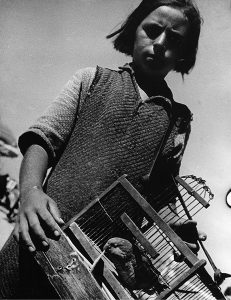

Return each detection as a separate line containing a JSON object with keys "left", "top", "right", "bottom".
{"left": 34, "top": 229, "right": 108, "bottom": 300}
{"left": 69, "top": 222, "right": 133, "bottom": 300}
{"left": 120, "top": 212, "right": 159, "bottom": 259}
{"left": 155, "top": 260, "right": 206, "bottom": 300}
{"left": 118, "top": 176, "right": 200, "bottom": 266}
{"left": 175, "top": 175, "right": 210, "bottom": 208}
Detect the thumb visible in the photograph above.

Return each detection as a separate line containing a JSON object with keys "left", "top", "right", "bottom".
{"left": 47, "top": 199, "right": 65, "bottom": 225}
{"left": 198, "top": 231, "right": 207, "bottom": 241}
{"left": 183, "top": 219, "right": 197, "bottom": 227}
{"left": 184, "top": 241, "right": 200, "bottom": 254}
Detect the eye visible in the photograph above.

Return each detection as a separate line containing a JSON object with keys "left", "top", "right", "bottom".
{"left": 167, "top": 31, "right": 183, "bottom": 47}
{"left": 143, "top": 23, "right": 162, "bottom": 39}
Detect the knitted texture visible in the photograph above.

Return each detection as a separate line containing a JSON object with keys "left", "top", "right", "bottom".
{"left": 18, "top": 67, "right": 96, "bottom": 163}
{"left": 0, "top": 234, "right": 19, "bottom": 298}
{"left": 45, "top": 66, "right": 181, "bottom": 222}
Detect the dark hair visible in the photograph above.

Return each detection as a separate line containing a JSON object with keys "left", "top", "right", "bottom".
{"left": 225, "top": 287, "right": 231, "bottom": 296}
{"left": 107, "top": 0, "right": 202, "bottom": 75}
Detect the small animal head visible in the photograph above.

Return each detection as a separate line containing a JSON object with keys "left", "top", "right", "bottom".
{"left": 103, "top": 237, "right": 134, "bottom": 262}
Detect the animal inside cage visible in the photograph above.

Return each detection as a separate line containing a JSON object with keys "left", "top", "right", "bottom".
{"left": 34, "top": 174, "right": 225, "bottom": 300}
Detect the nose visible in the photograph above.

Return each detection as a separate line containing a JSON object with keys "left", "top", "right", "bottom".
{"left": 153, "top": 32, "right": 166, "bottom": 57}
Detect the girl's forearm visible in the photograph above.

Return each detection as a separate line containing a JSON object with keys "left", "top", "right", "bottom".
{"left": 19, "top": 144, "right": 49, "bottom": 197}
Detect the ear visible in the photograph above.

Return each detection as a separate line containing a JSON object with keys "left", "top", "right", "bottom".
{"left": 174, "top": 58, "right": 185, "bottom": 73}
{"left": 176, "top": 58, "right": 185, "bottom": 65}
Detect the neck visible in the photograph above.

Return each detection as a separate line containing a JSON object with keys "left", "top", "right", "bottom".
{"left": 133, "top": 64, "right": 166, "bottom": 97}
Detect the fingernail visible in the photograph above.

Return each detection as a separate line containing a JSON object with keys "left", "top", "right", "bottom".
{"left": 42, "top": 241, "right": 48, "bottom": 247}
{"left": 28, "top": 246, "right": 35, "bottom": 252}
{"left": 54, "top": 230, "right": 60, "bottom": 236}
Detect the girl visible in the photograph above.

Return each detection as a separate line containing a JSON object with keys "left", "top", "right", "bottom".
{"left": 0, "top": 0, "right": 204, "bottom": 298}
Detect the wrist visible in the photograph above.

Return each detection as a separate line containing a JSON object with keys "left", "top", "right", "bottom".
{"left": 32, "top": 185, "right": 43, "bottom": 190}
{"left": 20, "top": 184, "right": 43, "bottom": 196}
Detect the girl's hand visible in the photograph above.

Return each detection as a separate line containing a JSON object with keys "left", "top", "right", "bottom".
{"left": 169, "top": 219, "right": 207, "bottom": 254}
{"left": 13, "top": 187, "right": 64, "bottom": 252}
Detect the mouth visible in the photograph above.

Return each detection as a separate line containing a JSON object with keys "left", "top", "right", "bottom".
{"left": 146, "top": 54, "right": 164, "bottom": 68}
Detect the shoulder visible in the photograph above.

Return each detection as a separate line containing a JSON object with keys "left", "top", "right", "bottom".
{"left": 70, "top": 67, "right": 97, "bottom": 90}
{"left": 70, "top": 66, "right": 123, "bottom": 93}
{"left": 78, "top": 66, "right": 123, "bottom": 94}
{"left": 70, "top": 65, "right": 130, "bottom": 96}
{"left": 73, "top": 67, "right": 97, "bottom": 79}
{"left": 58, "top": 67, "right": 97, "bottom": 111}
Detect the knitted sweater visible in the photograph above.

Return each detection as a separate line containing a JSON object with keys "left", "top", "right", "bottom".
{"left": 0, "top": 65, "right": 192, "bottom": 299}
{"left": 19, "top": 64, "right": 192, "bottom": 221}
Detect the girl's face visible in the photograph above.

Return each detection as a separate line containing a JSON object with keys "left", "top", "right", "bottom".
{"left": 133, "top": 6, "right": 189, "bottom": 79}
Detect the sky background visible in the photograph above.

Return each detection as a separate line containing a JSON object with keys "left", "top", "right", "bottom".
{"left": 0, "top": 0, "right": 231, "bottom": 292}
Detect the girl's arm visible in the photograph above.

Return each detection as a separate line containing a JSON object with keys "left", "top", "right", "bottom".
{"left": 14, "top": 68, "right": 96, "bottom": 252}
{"left": 13, "top": 144, "right": 64, "bottom": 252}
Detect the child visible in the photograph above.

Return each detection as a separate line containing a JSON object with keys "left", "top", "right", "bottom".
{"left": 0, "top": 0, "right": 204, "bottom": 298}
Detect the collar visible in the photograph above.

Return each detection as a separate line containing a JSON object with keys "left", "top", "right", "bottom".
{"left": 118, "top": 62, "right": 135, "bottom": 75}
{"left": 119, "top": 62, "right": 173, "bottom": 100}
{"left": 118, "top": 62, "right": 192, "bottom": 123}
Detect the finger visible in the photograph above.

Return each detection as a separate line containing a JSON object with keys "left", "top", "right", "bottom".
{"left": 27, "top": 212, "right": 49, "bottom": 248}
{"left": 47, "top": 199, "right": 65, "bottom": 226}
{"left": 13, "top": 222, "right": 20, "bottom": 242}
{"left": 183, "top": 219, "right": 197, "bottom": 227}
{"left": 184, "top": 220, "right": 199, "bottom": 238}
{"left": 169, "top": 219, "right": 197, "bottom": 229}
{"left": 185, "top": 219, "right": 197, "bottom": 225}
{"left": 185, "top": 222, "right": 207, "bottom": 241}
{"left": 39, "top": 208, "right": 62, "bottom": 238}
{"left": 170, "top": 219, "right": 198, "bottom": 242}
{"left": 184, "top": 241, "right": 200, "bottom": 253}
{"left": 19, "top": 215, "right": 36, "bottom": 252}
{"left": 198, "top": 231, "right": 207, "bottom": 241}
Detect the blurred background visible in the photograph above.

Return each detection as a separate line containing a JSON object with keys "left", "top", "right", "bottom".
{"left": 0, "top": 0, "right": 231, "bottom": 293}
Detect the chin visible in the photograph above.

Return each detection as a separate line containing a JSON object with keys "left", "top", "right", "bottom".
{"left": 141, "top": 61, "right": 166, "bottom": 77}
{"left": 143, "top": 67, "right": 166, "bottom": 79}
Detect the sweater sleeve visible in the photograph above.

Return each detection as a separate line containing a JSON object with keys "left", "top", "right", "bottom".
{"left": 18, "top": 67, "right": 96, "bottom": 165}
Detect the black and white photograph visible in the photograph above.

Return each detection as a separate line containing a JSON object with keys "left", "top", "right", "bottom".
{"left": 0, "top": 0, "right": 231, "bottom": 299}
